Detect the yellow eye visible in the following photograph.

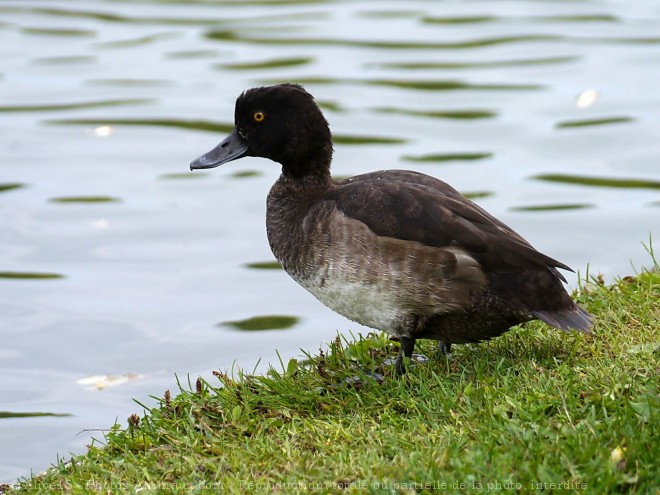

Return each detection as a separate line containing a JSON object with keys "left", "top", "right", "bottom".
{"left": 253, "top": 111, "right": 265, "bottom": 122}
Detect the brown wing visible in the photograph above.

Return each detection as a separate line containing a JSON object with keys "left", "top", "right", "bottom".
{"left": 328, "top": 169, "right": 572, "bottom": 281}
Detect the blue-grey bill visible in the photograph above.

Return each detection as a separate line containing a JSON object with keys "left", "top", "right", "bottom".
{"left": 190, "top": 127, "right": 248, "bottom": 170}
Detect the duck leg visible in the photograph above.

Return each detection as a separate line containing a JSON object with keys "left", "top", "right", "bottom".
{"left": 394, "top": 336, "right": 416, "bottom": 375}
{"left": 437, "top": 341, "right": 452, "bottom": 357}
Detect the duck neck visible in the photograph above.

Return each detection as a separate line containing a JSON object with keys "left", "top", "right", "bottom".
{"left": 280, "top": 150, "right": 333, "bottom": 189}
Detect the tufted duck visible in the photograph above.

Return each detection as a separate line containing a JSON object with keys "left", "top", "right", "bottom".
{"left": 190, "top": 83, "right": 593, "bottom": 374}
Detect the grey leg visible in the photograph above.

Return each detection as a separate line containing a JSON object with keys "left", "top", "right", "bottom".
{"left": 394, "top": 336, "right": 416, "bottom": 375}
{"left": 437, "top": 341, "right": 452, "bottom": 356}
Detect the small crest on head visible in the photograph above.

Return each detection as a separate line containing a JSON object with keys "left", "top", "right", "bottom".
{"left": 237, "top": 84, "right": 315, "bottom": 113}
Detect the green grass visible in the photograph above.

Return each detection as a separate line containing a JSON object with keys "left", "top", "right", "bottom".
{"left": 5, "top": 262, "right": 659, "bottom": 494}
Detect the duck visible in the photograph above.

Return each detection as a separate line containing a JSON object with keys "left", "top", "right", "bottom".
{"left": 190, "top": 83, "right": 593, "bottom": 375}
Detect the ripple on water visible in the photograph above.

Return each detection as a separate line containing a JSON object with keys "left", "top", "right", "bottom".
{"left": 217, "top": 56, "right": 313, "bottom": 70}
{"left": 0, "top": 5, "right": 261, "bottom": 26}
{"left": 159, "top": 172, "right": 208, "bottom": 180}
{"left": 375, "top": 107, "right": 497, "bottom": 120}
{"left": 46, "top": 118, "right": 234, "bottom": 134}
{"left": 0, "top": 271, "right": 65, "bottom": 280}
{"left": 421, "top": 15, "right": 497, "bottom": 25}
{"left": 32, "top": 55, "right": 97, "bottom": 65}
{"left": 0, "top": 183, "right": 26, "bottom": 193}
{"left": 207, "top": 25, "right": 660, "bottom": 49}
{"left": 374, "top": 55, "right": 581, "bottom": 70}
{"left": 0, "top": 99, "right": 154, "bottom": 113}
{"left": 220, "top": 315, "right": 299, "bottom": 331}
{"left": 365, "top": 79, "right": 544, "bottom": 92}
{"left": 165, "top": 49, "right": 220, "bottom": 59}
{"left": 462, "top": 191, "right": 495, "bottom": 200}
{"left": 530, "top": 14, "right": 620, "bottom": 23}
{"left": 0, "top": 412, "right": 72, "bottom": 419}
{"left": 357, "top": 9, "right": 423, "bottom": 19}
{"left": 204, "top": 30, "right": 563, "bottom": 50}
{"left": 555, "top": 116, "right": 635, "bottom": 129}
{"left": 333, "top": 134, "right": 407, "bottom": 145}
{"left": 244, "top": 261, "right": 283, "bottom": 270}
{"left": 49, "top": 196, "right": 121, "bottom": 204}
{"left": 0, "top": 5, "right": 128, "bottom": 23}
{"left": 510, "top": 203, "right": 596, "bottom": 212}
{"left": 85, "top": 79, "right": 175, "bottom": 87}
{"left": 316, "top": 100, "right": 344, "bottom": 112}
{"left": 403, "top": 152, "right": 493, "bottom": 163}
{"left": 421, "top": 14, "right": 620, "bottom": 25}
{"left": 94, "top": 32, "right": 178, "bottom": 49}
{"left": 261, "top": 76, "right": 543, "bottom": 92}
{"left": 21, "top": 26, "right": 95, "bottom": 37}
{"left": 230, "top": 170, "right": 263, "bottom": 179}
{"left": 533, "top": 174, "right": 660, "bottom": 190}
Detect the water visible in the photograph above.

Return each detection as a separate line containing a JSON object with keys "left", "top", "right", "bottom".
{"left": 1, "top": 0, "right": 659, "bottom": 482}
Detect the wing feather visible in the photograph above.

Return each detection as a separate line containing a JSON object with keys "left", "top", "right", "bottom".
{"left": 328, "top": 170, "right": 571, "bottom": 281}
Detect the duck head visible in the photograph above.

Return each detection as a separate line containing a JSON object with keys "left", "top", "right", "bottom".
{"left": 190, "top": 84, "right": 333, "bottom": 180}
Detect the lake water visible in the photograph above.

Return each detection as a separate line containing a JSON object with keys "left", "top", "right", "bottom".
{"left": 1, "top": 0, "right": 659, "bottom": 483}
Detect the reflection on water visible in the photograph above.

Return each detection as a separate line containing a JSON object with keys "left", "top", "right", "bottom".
{"left": 403, "top": 152, "right": 493, "bottom": 163}
{"left": 32, "top": 55, "right": 96, "bottom": 65}
{"left": 260, "top": 76, "right": 544, "bottom": 91}
{"left": 206, "top": 30, "right": 562, "bottom": 49}
{"left": 0, "top": 412, "right": 71, "bottom": 419}
{"left": 47, "top": 117, "right": 234, "bottom": 133}
{"left": 421, "top": 14, "right": 621, "bottom": 25}
{"left": 221, "top": 315, "right": 299, "bottom": 331}
{"left": 0, "top": 183, "right": 26, "bottom": 193}
{"left": 376, "top": 55, "right": 582, "bottom": 70}
{"left": 1, "top": 0, "right": 659, "bottom": 483}
{"left": 534, "top": 174, "right": 660, "bottom": 190}
{"left": 49, "top": 196, "right": 121, "bottom": 203}
{"left": 510, "top": 203, "right": 595, "bottom": 212}
{"left": 165, "top": 49, "right": 219, "bottom": 59}
{"left": 462, "top": 191, "right": 494, "bottom": 200}
{"left": 85, "top": 79, "right": 175, "bottom": 87}
{"left": 159, "top": 172, "right": 208, "bottom": 180}
{"left": 244, "top": 261, "right": 283, "bottom": 270}
{"left": 364, "top": 79, "right": 544, "bottom": 91}
{"left": 0, "top": 98, "right": 154, "bottom": 112}
{"left": 218, "top": 56, "right": 313, "bottom": 70}
{"left": 0, "top": 272, "right": 65, "bottom": 280}
{"left": 332, "top": 134, "right": 407, "bottom": 145}
{"left": 21, "top": 27, "right": 94, "bottom": 37}
{"left": 230, "top": 170, "right": 262, "bottom": 178}
{"left": 375, "top": 107, "right": 497, "bottom": 120}
{"left": 555, "top": 116, "right": 635, "bottom": 128}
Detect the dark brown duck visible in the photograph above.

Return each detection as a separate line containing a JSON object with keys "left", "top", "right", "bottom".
{"left": 190, "top": 83, "right": 593, "bottom": 374}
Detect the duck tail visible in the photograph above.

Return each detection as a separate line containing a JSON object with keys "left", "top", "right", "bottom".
{"left": 533, "top": 304, "right": 594, "bottom": 333}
